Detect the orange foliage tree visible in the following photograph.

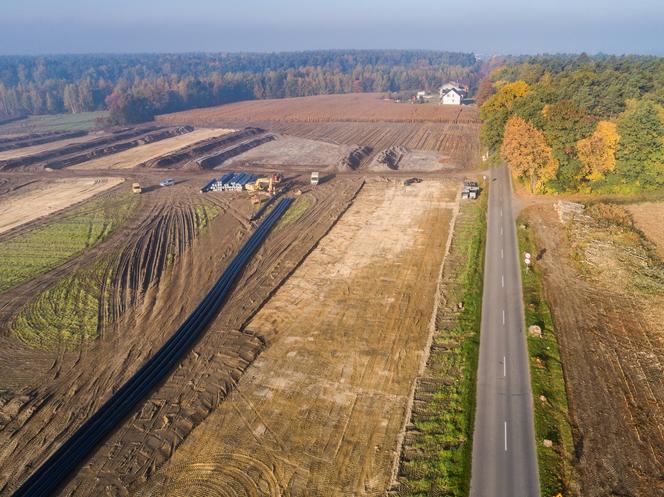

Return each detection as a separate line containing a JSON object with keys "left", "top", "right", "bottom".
{"left": 576, "top": 121, "right": 620, "bottom": 182}
{"left": 500, "top": 116, "right": 558, "bottom": 192}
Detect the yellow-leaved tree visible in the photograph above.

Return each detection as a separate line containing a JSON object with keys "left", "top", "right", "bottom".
{"left": 500, "top": 116, "right": 558, "bottom": 193}
{"left": 576, "top": 121, "right": 620, "bottom": 182}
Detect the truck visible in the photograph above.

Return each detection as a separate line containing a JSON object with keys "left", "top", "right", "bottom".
{"left": 159, "top": 178, "right": 175, "bottom": 187}
{"left": 132, "top": 182, "right": 142, "bottom": 194}
{"left": 310, "top": 171, "right": 319, "bottom": 185}
{"left": 461, "top": 179, "right": 480, "bottom": 200}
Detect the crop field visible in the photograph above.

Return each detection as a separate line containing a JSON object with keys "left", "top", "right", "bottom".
{"left": 0, "top": 177, "right": 124, "bottom": 234}
{"left": 131, "top": 179, "right": 459, "bottom": 496}
{"left": 158, "top": 93, "right": 480, "bottom": 125}
{"left": 0, "top": 186, "right": 134, "bottom": 293}
{"left": 70, "top": 128, "right": 234, "bottom": 170}
{"left": 0, "top": 111, "right": 108, "bottom": 134}
{"left": 522, "top": 202, "right": 664, "bottom": 496}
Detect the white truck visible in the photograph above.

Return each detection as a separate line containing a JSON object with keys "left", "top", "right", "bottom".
{"left": 310, "top": 171, "right": 319, "bottom": 185}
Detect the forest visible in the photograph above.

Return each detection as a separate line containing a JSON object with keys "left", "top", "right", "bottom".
{"left": 479, "top": 54, "right": 664, "bottom": 193}
{"left": 0, "top": 50, "right": 480, "bottom": 124}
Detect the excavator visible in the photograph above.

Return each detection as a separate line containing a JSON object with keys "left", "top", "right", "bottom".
{"left": 245, "top": 172, "right": 283, "bottom": 194}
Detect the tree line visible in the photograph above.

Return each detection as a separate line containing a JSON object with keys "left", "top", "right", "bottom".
{"left": 480, "top": 54, "right": 664, "bottom": 193}
{"left": 0, "top": 50, "right": 481, "bottom": 125}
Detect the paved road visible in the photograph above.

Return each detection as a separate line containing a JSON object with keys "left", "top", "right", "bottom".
{"left": 469, "top": 164, "right": 540, "bottom": 497}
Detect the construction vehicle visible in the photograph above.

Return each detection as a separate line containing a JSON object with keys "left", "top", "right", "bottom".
{"left": 461, "top": 179, "right": 480, "bottom": 199}
{"left": 310, "top": 171, "right": 319, "bottom": 185}
{"left": 403, "top": 177, "right": 423, "bottom": 186}
{"left": 132, "top": 182, "right": 142, "bottom": 194}
{"left": 246, "top": 173, "right": 283, "bottom": 194}
{"left": 159, "top": 178, "right": 175, "bottom": 187}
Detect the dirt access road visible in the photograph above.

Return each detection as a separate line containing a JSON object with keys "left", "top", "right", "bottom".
{"left": 136, "top": 178, "right": 459, "bottom": 496}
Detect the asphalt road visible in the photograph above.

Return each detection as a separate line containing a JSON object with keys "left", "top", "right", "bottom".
{"left": 469, "top": 164, "right": 540, "bottom": 497}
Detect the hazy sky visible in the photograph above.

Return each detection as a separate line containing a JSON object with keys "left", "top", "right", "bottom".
{"left": 1, "top": 0, "right": 663, "bottom": 55}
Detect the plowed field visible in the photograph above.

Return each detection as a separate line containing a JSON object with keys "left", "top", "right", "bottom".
{"left": 158, "top": 93, "right": 480, "bottom": 125}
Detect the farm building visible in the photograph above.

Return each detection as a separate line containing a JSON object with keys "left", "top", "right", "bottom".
{"left": 440, "top": 88, "right": 464, "bottom": 105}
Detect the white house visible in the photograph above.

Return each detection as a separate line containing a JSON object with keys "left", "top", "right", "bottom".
{"left": 440, "top": 88, "right": 463, "bottom": 105}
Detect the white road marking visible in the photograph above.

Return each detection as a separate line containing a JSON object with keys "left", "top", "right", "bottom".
{"left": 504, "top": 421, "right": 508, "bottom": 451}
{"left": 501, "top": 274, "right": 504, "bottom": 288}
{"left": 502, "top": 309, "right": 505, "bottom": 325}
{"left": 501, "top": 208, "right": 503, "bottom": 217}
{"left": 501, "top": 248, "right": 504, "bottom": 259}
{"left": 503, "top": 356, "right": 506, "bottom": 377}
{"left": 501, "top": 226, "right": 504, "bottom": 236}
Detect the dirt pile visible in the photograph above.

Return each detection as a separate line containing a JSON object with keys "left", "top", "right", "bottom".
{"left": 0, "top": 126, "right": 193, "bottom": 171}
{"left": 369, "top": 146, "right": 408, "bottom": 171}
{"left": 335, "top": 145, "right": 372, "bottom": 171}
{"left": 193, "top": 134, "right": 275, "bottom": 169}
{"left": 0, "top": 130, "right": 88, "bottom": 152}
{"left": 140, "top": 127, "right": 262, "bottom": 169}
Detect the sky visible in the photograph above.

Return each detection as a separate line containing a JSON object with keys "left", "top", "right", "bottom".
{"left": 1, "top": 0, "right": 663, "bottom": 56}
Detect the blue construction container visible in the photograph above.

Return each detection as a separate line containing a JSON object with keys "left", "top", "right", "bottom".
{"left": 200, "top": 178, "right": 216, "bottom": 193}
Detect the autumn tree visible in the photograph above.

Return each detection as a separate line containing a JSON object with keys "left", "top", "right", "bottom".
{"left": 500, "top": 116, "right": 558, "bottom": 192}
{"left": 480, "top": 80, "right": 531, "bottom": 151}
{"left": 616, "top": 99, "right": 664, "bottom": 185}
{"left": 576, "top": 121, "right": 620, "bottom": 182}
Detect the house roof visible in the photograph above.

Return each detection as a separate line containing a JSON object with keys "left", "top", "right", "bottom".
{"left": 441, "top": 88, "right": 464, "bottom": 97}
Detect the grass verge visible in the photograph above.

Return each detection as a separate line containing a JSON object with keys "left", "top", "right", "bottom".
{"left": 517, "top": 215, "right": 575, "bottom": 496}
{"left": 0, "top": 191, "right": 137, "bottom": 293}
{"left": 396, "top": 195, "right": 486, "bottom": 496}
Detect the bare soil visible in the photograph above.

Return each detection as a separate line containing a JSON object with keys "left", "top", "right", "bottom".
{"left": 157, "top": 93, "right": 480, "bottom": 125}
{"left": 627, "top": 201, "right": 664, "bottom": 259}
{"left": 135, "top": 179, "right": 458, "bottom": 497}
{"left": 70, "top": 128, "right": 233, "bottom": 170}
{"left": 0, "top": 133, "right": 100, "bottom": 160}
{"left": 524, "top": 203, "right": 664, "bottom": 497}
{"left": 224, "top": 134, "right": 355, "bottom": 170}
{"left": 0, "top": 177, "right": 125, "bottom": 234}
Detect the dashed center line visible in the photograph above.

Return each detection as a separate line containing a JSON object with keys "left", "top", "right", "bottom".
{"left": 501, "top": 274, "right": 504, "bottom": 288}
{"left": 504, "top": 421, "right": 508, "bottom": 451}
{"left": 502, "top": 309, "right": 505, "bottom": 325}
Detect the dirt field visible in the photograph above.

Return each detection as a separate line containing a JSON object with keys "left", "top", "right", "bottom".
{"left": 158, "top": 93, "right": 480, "bottom": 125}
{"left": 133, "top": 179, "right": 458, "bottom": 496}
{"left": 0, "top": 177, "right": 124, "bottom": 234}
{"left": 627, "top": 201, "right": 664, "bottom": 259}
{"left": 0, "top": 133, "right": 101, "bottom": 160}
{"left": 224, "top": 135, "right": 355, "bottom": 169}
{"left": 70, "top": 128, "right": 234, "bottom": 170}
{"left": 523, "top": 202, "right": 664, "bottom": 497}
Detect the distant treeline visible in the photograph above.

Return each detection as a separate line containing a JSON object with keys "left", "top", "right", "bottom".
{"left": 479, "top": 54, "right": 664, "bottom": 193}
{"left": 0, "top": 50, "right": 480, "bottom": 125}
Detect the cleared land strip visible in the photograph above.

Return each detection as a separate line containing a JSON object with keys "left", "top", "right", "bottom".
{"left": 137, "top": 179, "right": 458, "bottom": 496}
{"left": 0, "top": 177, "right": 124, "bottom": 234}
{"left": 0, "top": 133, "right": 98, "bottom": 160}
{"left": 70, "top": 128, "right": 234, "bottom": 170}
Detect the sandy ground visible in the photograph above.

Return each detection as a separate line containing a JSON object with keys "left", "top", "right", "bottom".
{"left": 0, "top": 133, "right": 103, "bottom": 161}
{"left": 224, "top": 135, "right": 353, "bottom": 168}
{"left": 0, "top": 177, "right": 124, "bottom": 234}
{"left": 70, "top": 128, "right": 233, "bottom": 170}
{"left": 627, "top": 201, "right": 664, "bottom": 259}
{"left": 136, "top": 179, "right": 458, "bottom": 496}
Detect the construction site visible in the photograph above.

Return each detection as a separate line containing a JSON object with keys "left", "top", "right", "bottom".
{"left": 0, "top": 93, "right": 482, "bottom": 496}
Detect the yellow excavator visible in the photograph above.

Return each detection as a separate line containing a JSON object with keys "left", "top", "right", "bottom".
{"left": 245, "top": 173, "right": 283, "bottom": 194}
